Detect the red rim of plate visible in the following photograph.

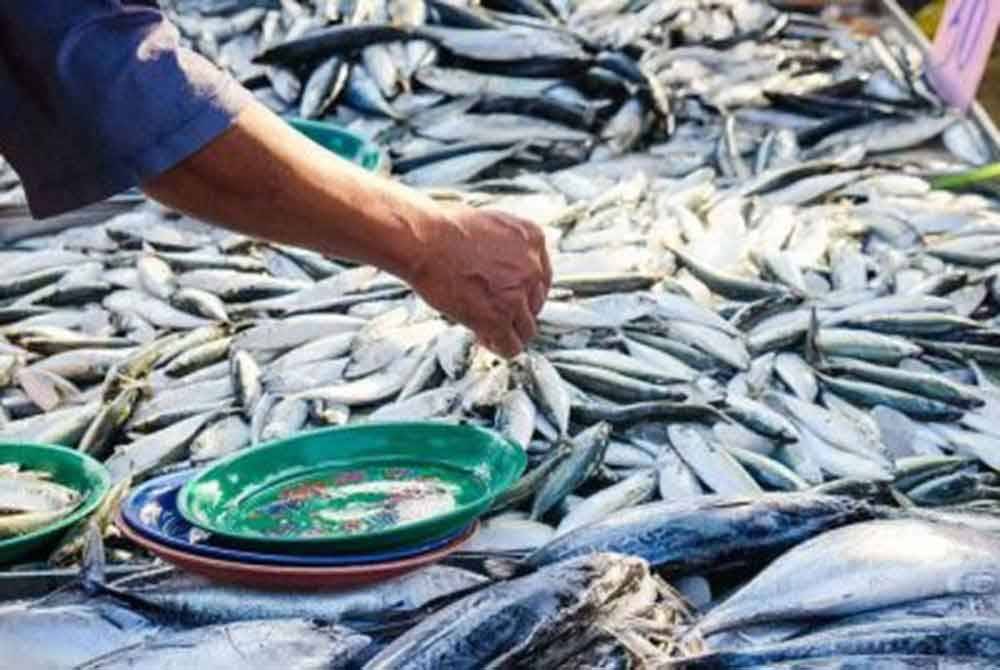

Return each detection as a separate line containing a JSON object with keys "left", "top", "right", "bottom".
{"left": 115, "top": 511, "right": 478, "bottom": 589}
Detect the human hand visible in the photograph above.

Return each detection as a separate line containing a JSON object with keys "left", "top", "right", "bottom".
{"left": 404, "top": 204, "right": 552, "bottom": 358}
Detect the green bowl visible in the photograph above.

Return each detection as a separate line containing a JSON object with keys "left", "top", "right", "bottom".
{"left": 0, "top": 443, "right": 111, "bottom": 566}
{"left": 177, "top": 422, "right": 526, "bottom": 554}
{"left": 288, "top": 118, "right": 390, "bottom": 175}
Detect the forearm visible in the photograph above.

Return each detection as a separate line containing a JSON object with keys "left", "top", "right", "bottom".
{"left": 142, "top": 98, "right": 550, "bottom": 358}
{"left": 142, "top": 101, "right": 438, "bottom": 281}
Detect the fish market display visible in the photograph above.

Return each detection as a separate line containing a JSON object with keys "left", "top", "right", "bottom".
{"left": 4, "top": 0, "right": 1000, "bottom": 667}
{"left": 695, "top": 519, "right": 1000, "bottom": 637}
{"left": 6, "top": 144, "right": 1000, "bottom": 522}
{"left": 147, "top": 0, "right": 994, "bottom": 190}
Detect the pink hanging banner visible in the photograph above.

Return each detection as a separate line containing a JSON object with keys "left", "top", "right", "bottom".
{"left": 927, "top": 0, "right": 1000, "bottom": 110}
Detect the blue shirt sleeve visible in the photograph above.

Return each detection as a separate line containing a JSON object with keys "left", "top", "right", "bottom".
{"left": 0, "top": 0, "right": 254, "bottom": 219}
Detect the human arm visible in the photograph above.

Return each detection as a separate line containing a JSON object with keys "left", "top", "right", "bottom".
{"left": 0, "top": 0, "right": 549, "bottom": 356}
{"left": 143, "top": 101, "right": 551, "bottom": 357}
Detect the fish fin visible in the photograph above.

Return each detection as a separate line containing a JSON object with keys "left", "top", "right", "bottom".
{"left": 804, "top": 306, "right": 822, "bottom": 366}
{"left": 888, "top": 485, "right": 915, "bottom": 509}
{"left": 15, "top": 367, "right": 74, "bottom": 412}
{"left": 81, "top": 522, "right": 106, "bottom": 594}
{"left": 482, "top": 556, "right": 526, "bottom": 580}
{"left": 340, "top": 576, "right": 497, "bottom": 636}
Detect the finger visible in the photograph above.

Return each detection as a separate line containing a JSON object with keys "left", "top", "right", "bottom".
{"left": 469, "top": 302, "right": 521, "bottom": 359}
{"left": 528, "top": 281, "right": 546, "bottom": 316}
{"left": 512, "top": 293, "right": 538, "bottom": 344}
{"left": 537, "top": 239, "right": 553, "bottom": 292}
{"left": 484, "top": 323, "right": 523, "bottom": 360}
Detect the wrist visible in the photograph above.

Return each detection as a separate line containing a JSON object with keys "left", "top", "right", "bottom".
{"left": 386, "top": 197, "right": 455, "bottom": 285}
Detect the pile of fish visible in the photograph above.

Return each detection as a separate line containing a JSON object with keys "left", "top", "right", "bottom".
{"left": 7, "top": 148, "right": 1000, "bottom": 665}
{"left": 0, "top": 464, "right": 82, "bottom": 539}
{"left": 149, "top": 0, "right": 992, "bottom": 190}
{"left": 7, "top": 149, "right": 1000, "bottom": 542}
{"left": 3, "top": 0, "right": 1000, "bottom": 666}
{"left": 11, "top": 499, "right": 1000, "bottom": 667}
{"left": 3, "top": 545, "right": 698, "bottom": 668}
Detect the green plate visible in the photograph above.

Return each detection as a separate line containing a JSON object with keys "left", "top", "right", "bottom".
{"left": 0, "top": 443, "right": 111, "bottom": 566}
{"left": 178, "top": 422, "right": 526, "bottom": 553}
{"left": 287, "top": 118, "right": 390, "bottom": 175}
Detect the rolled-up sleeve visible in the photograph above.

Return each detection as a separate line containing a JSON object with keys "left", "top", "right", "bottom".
{"left": 0, "top": 1, "right": 254, "bottom": 218}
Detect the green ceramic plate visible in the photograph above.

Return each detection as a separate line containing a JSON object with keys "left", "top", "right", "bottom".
{"left": 287, "top": 118, "right": 391, "bottom": 176}
{"left": 178, "top": 422, "right": 525, "bottom": 553}
{"left": 0, "top": 443, "right": 111, "bottom": 566}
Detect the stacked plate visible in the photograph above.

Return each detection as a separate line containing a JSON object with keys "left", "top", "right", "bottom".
{"left": 116, "top": 422, "right": 525, "bottom": 589}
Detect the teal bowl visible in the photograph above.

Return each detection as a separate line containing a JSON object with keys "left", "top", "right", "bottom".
{"left": 178, "top": 422, "right": 526, "bottom": 554}
{"left": 0, "top": 443, "right": 111, "bottom": 566}
{"left": 288, "top": 118, "right": 390, "bottom": 175}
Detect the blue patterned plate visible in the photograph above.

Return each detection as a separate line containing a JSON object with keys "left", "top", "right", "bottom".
{"left": 120, "top": 471, "right": 473, "bottom": 566}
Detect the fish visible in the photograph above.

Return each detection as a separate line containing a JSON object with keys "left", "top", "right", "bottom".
{"left": 491, "top": 444, "right": 571, "bottom": 512}
{"left": 107, "top": 564, "right": 488, "bottom": 626}
{"left": 169, "top": 287, "right": 230, "bottom": 322}
{"left": 103, "top": 290, "right": 213, "bottom": 330}
{"left": 76, "top": 619, "right": 371, "bottom": 670}
{"left": 299, "top": 55, "right": 349, "bottom": 119}
{"left": 367, "top": 386, "right": 460, "bottom": 421}
{"left": 136, "top": 254, "right": 177, "bottom": 301}
{"left": 164, "top": 336, "right": 232, "bottom": 377}
{"left": 696, "top": 519, "right": 1000, "bottom": 636}
{"left": 48, "top": 477, "right": 131, "bottom": 566}
{"left": 555, "top": 468, "right": 656, "bottom": 536}
{"left": 494, "top": 387, "right": 536, "bottom": 449}
{"left": 365, "top": 553, "right": 687, "bottom": 669}
{"left": 0, "top": 467, "right": 80, "bottom": 514}
{"left": 104, "top": 412, "right": 217, "bottom": 483}
{"left": 0, "top": 401, "right": 101, "bottom": 446}
{"left": 230, "top": 349, "right": 263, "bottom": 414}
{"left": 670, "top": 618, "right": 1000, "bottom": 669}
{"left": 667, "top": 424, "right": 763, "bottom": 496}
{"left": 722, "top": 395, "right": 797, "bottom": 442}
{"left": 78, "top": 386, "right": 143, "bottom": 459}
{"left": 553, "top": 362, "right": 687, "bottom": 403}
{"left": 524, "top": 352, "right": 571, "bottom": 437}
{"left": 0, "top": 601, "right": 159, "bottom": 669}
{"left": 462, "top": 516, "right": 555, "bottom": 552}
{"left": 461, "top": 360, "right": 510, "bottom": 410}
{"left": 264, "top": 358, "right": 349, "bottom": 394}
{"left": 0, "top": 507, "right": 80, "bottom": 538}
{"left": 259, "top": 397, "right": 310, "bottom": 442}
{"left": 293, "top": 348, "right": 423, "bottom": 406}
{"left": 526, "top": 493, "right": 881, "bottom": 574}
{"left": 189, "top": 414, "right": 252, "bottom": 462}
{"left": 531, "top": 421, "right": 610, "bottom": 519}
{"left": 254, "top": 24, "right": 411, "bottom": 66}
{"left": 725, "top": 446, "right": 809, "bottom": 492}
{"left": 29, "top": 348, "right": 135, "bottom": 385}
{"left": 267, "top": 332, "right": 354, "bottom": 372}
{"left": 234, "top": 314, "right": 364, "bottom": 350}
